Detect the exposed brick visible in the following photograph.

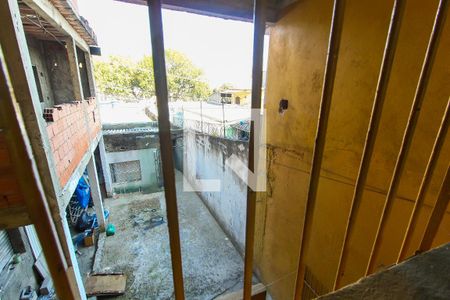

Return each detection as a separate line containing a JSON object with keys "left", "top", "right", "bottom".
{"left": 46, "top": 125, "right": 54, "bottom": 138}
{"left": 46, "top": 100, "right": 100, "bottom": 188}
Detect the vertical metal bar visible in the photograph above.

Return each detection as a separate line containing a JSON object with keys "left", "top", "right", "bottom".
{"left": 418, "top": 165, "right": 450, "bottom": 252}
{"left": 293, "top": 0, "right": 346, "bottom": 298}
{"left": 222, "top": 101, "right": 226, "bottom": 138}
{"left": 333, "top": 0, "right": 406, "bottom": 290}
{"left": 200, "top": 100, "right": 203, "bottom": 133}
{"left": 146, "top": 0, "right": 185, "bottom": 298}
{"left": 366, "top": 0, "right": 448, "bottom": 275}
{"left": 398, "top": 100, "right": 449, "bottom": 262}
{"left": 243, "top": 0, "right": 266, "bottom": 299}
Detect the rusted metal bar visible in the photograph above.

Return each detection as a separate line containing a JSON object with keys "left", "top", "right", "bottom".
{"left": 293, "top": 0, "right": 346, "bottom": 298}
{"left": 398, "top": 100, "right": 449, "bottom": 262}
{"left": 243, "top": 0, "right": 267, "bottom": 299}
{"left": 366, "top": 0, "right": 448, "bottom": 275}
{"left": 418, "top": 165, "right": 450, "bottom": 252}
{"left": 333, "top": 0, "right": 406, "bottom": 290}
{"left": 147, "top": 0, "right": 185, "bottom": 298}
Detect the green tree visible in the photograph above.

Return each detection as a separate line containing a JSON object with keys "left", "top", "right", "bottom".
{"left": 165, "top": 49, "right": 211, "bottom": 101}
{"left": 94, "top": 51, "right": 210, "bottom": 101}
{"left": 94, "top": 56, "right": 140, "bottom": 98}
{"left": 135, "top": 55, "right": 155, "bottom": 98}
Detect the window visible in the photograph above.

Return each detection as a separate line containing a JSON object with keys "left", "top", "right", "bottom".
{"left": 110, "top": 160, "right": 142, "bottom": 183}
{"left": 32, "top": 66, "right": 44, "bottom": 102}
{"left": 76, "top": 46, "right": 91, "bottom": 99}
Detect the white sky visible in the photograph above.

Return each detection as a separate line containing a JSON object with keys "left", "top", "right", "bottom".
{"left": 78, "top": 0, "right": 269, "bottom": 89}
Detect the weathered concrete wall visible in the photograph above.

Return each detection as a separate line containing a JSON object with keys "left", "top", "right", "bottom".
{"left": 102, "top": 127, "right": 183, "bottom": 195}
{"left": 26, "top": 37, "right": 54, "bottom": 109}
{"left": 43, "top": 41, "right": 75, "bottom": 104}
{"left": 184, "top": 130, "right": 248, "bottom": 253}
{"left": 103, "top": 132, "right": 159, "bottom": 152}
{"left": 258, "top": 0, "right": 450, "bottom": 299}
{"left": 105, "top": 148, "right": 161, "bottom": 194}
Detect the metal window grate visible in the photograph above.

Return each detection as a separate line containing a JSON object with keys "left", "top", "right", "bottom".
{"left": 110, "top": 160, "right": 142, "bottom": 183}
{"left": 0, "top": 230, "right": 14, "bottom": 272}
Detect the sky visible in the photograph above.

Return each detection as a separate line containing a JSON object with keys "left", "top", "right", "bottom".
{"left": 77, "top": 0, "right": 269, "bottom": 89}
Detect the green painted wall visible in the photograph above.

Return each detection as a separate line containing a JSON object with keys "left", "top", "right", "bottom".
{"left": 107, "top": 148, "right": 162, "bottom": 194}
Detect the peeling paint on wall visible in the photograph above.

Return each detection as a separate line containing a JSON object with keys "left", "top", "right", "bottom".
{"left": 185, "top": 130, "right": 249, "bottom": 254}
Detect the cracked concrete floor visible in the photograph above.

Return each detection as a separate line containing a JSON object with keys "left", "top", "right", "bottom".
{"left": 94, "top": 171, "right": 256, "bottom": 299}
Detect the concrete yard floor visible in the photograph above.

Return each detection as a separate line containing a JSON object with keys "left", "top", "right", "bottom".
{"left": 76, "top": 242, "right": 96, "bottom": 281}
{"left": 93, "top": 171, "right": 256, "bottom": 299}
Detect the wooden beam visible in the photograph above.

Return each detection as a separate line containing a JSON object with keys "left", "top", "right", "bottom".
{"left": 333, "top": 0, "right": 406, "bottom": 290}
{"left": 146, "top": 0, "right": 185, "bottom": 298}
{"left": 366, "top": 0, "right": 448, "bottom": 275}
{"left": 0, "top": 0, "right": 85, "bottom": 297}
{"left": 0, "top": 41, "right": 75, "bottom": 300}
{"left": 22, "top": 0, "right": 89, "bottom": 51}
{"left": 0, "top": 205, "right": 31, "bottom": 229}
{"left": 243, "top": 0, "right": 267, "bottom": 299}
{"left": 418, "top": 165, "right": 450, "bottom": 252}
{"left": 293, "top": 0, "right": 346, "bottom": 298}
{"left": 397, "top": 99, "right": 449, "bottom": 262}
{"left": 116, "top": 0, "right": 279, "bottom": 23}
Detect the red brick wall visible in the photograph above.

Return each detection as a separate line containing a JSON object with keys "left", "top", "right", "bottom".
{"left": 0, "top": 133, "right": 24, "bottom": 209}
{"left": 45, "top": 99, "right": 101, "bottom": 188}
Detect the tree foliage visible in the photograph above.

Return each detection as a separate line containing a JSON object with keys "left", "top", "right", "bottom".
{"left": 94, "top": 50, "right": 211, "bottom": 101}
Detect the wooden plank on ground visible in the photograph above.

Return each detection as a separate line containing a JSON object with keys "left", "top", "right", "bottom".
{"left": 85, "top": 273, "right": 127, "bottom": 297}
